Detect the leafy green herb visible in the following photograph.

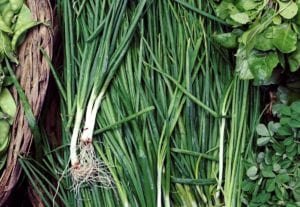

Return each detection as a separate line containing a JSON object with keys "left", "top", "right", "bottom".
{"left": 242, "top": 100, "right": 300, "bottom": 205}
{"left": 214, "top": 0, "right": 300, "bottom": 82}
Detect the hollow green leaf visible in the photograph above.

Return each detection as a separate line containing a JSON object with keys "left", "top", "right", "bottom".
{"left": 272, "top": 24, "right": 297, "bottom": 53}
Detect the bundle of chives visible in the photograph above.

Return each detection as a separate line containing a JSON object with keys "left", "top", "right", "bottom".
{"left": 56, "top": 0, "right": 148, "bottom": 190}
{"left": 19, "top": 0, "right": 261, "bottom": 206}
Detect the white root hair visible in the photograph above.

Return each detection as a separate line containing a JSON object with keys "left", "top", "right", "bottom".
{"left": 70, "top": 142, "right": 113, "bottom": 194}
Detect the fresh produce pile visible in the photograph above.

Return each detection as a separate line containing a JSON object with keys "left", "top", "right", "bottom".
{"left": 0, "top": 0, "right": 38, "bottom": 172}
{"left": 0, "top": 0, "right": 297, "bottom": 206}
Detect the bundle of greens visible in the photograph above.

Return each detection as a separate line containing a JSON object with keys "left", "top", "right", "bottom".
{"left": 214, "top": 0, "right": 300, "bottom": 82}
{"left": 19, "top": 1, "right": 262, "bottom": 207}
{"left": 242, "top": 101, "right": 300, "bottom": 206}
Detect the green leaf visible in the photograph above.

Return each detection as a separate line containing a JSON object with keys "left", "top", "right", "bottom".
{"left": 0, "top": 15, "right": 12, "bottom": 34}
{"left": 235, "top": 47, "right": 254, "bottom": 79}
{"left": 215, "top": 1, "right": 239, "bottom": 20}
{"left": 288, "top": 42, "right": 300, "bottom": 72}
{"left": 283, "top": 137, "right": 294, "bottom": 146}
{"left": 273, "top": 163, "right": 281, "bottom": 172}
{"left": 0, "top": 31, "right": 17, "bottom": 63}
{"left": 288, "top": 119, "right": 300, "bottom": 128}
{"left": 247, "top": 166, "right": 258, "bottom": 178}
{"left": 254, "top": 27, "right": 274, "bottom": 51}
{"left": 0, "top": 120, "right": 9, "bottom": 146}
{"left": 256, "top": 124, "right": 270, "bottom": 136}
{"left": 272, "top": 142, "right": 286, "bottom": 155}
{"left": 268, "top": 121, "right": 280, "bottom": 134}
{"left": 293, "top": 186, "right": 300, "bottom": 201}
{"left": 280, "top": 117, "right": 291, "bottom": 125}
{"left": 291, "top": 101, "right": 300, "bottom": 113}
{"left": 12, "top": 4, "right": 39, "bottom": 49}
{"left": 248, "top": 51, "right": 279, "bottom": 80}
{"left": 261, "top": 166, "right": 276, "bottom": 178}
{"left": 281, "top": 105, "right": 292, "bottom": 116}
{"left": 230, "top": 12, "right": 251, "bottom": 24}
{"left": 266, "top": 178, "right": 276, "bottom": 192}
{"left": 0, "top": 88, "right": 16, "bottom": 124}
{"left": 257, "top": 137, "right": 271, "bottom": 146}
{"left": 265, "top": 150, "right": 273, "bottom": 165}
{"left": 272, "top": 24, "right": 297, "bottom": 53}
{"left": 236, "top": 0, "right": 263, "bottom": 11}
{"left": 213, "top": 32, "right": 238, "bottom": 48}
{"left": 286, "top": 142, "right": 297, "bottom": 153}
{"left": 242, "top": 180, "right": 256, "bottom": 192}
{"left": 278, "top": 1, "right": 298, "bottom": 19}
{"left": 276, "top": 174, "right": 290, "bottom": 184}
{"left": 252, "top": 191, "right": 271, "bottom": 203}
{"left": 257, "top": 152, "right": 265, "bottom": 163}
{"left": 279, "top": 159, "right": 292, "bottom": 169}
{"left": 277, "top": 126, "right": 293, "bottom": 136}
{"left": 273, "top": 15, "right": 282, "bottom": 25}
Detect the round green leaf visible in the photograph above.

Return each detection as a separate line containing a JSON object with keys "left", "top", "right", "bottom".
{"left": 247, "top": 166, "right": 258, "bottom": 178}
{"left": 272, "top": 24, "right": 297, "bottom": 53}
{"left": 256, "top": 124, "right": 270, "bottom": 136}
{"left": 278, "top": 1, "right": 298, "bottom": 19}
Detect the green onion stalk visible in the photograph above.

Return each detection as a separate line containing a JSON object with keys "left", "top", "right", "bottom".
{"left": 67, "top": 0, "right": 148, "bottom": 190}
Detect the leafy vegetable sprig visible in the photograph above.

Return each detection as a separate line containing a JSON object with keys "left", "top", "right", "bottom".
{"left": 243, "top": 101, "right": 300, "bottom": 206}
{"left": 214, "top": 0, "right": 300, "bottom": 82}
